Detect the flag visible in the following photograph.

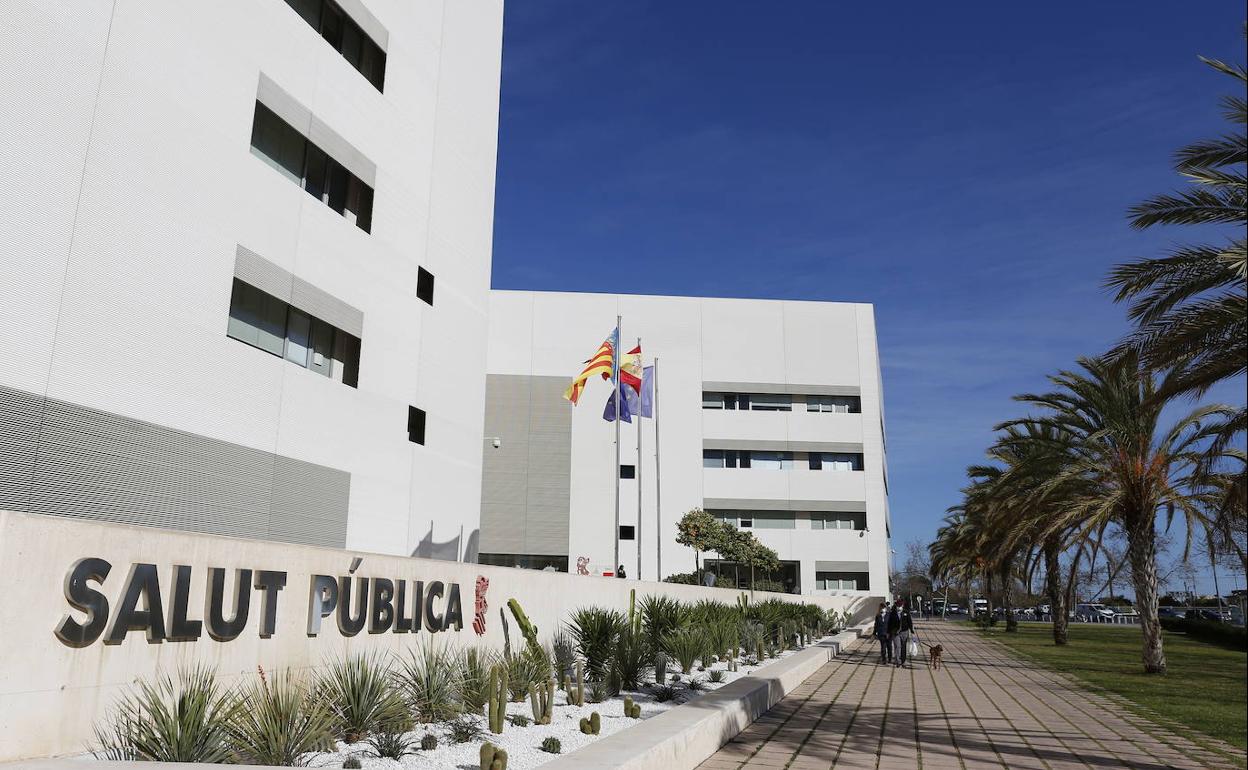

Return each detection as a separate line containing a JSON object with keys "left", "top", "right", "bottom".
{"left": 639, "top": 365, "right": 654, "bottom": 418}
{"left": 563, "top": 327, "right": 618, "bottom": 405}
{"left": 620, "top": 345, "right": 643, "bottom": 393}
{"left": 602, "top": 380, "right": 636, "bottom": 423}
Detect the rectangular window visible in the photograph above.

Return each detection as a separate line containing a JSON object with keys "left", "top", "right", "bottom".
{"left": 811, "top": 513, "right": 866, "bottom": 530}
{"left": 250, "top": 101, "right": 374, "bottom": 233}
{"left": 752, "top": 512, "right": 796, "bottom": 529}
{"left": 619, "top": 464, "right": 635, "bottom": 479}
{"left": 416, "top": 267, "right": 435, "bottom": 306}
{"left": 282, "top": 0, "right": 387, "bottom": 91}
{"left": 619, "top": 525, "right": 635, "bottom": 540}
{"left": 702, "top": 450, "right": 724, "bottom": 469}
{"left": 702, "top": 392, "right": 725, "bottom": 410}
{"left": 810, "top": 452, "right": 864, "bottom": 471}
{"left": 227, "top": 279, "right": 359, "bottom": 387}
{"left": 749, "top": 451, "right": 792, "bottom": 470}
{"left": 816, "top": 571, "right": 869, "bottom": 591}
{"left": 807, "top": 395, "right": 862, "bottom": 413}
{"left": 748, "top": 393, "right": 792, "bottom": 412}
{"left": 407, "top": 406, "right": 426, "bottom": 445}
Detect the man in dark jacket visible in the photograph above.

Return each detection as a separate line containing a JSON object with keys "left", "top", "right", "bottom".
{"left": 872, "top": 602, "right": 891, "bottom": 663}
{"left": 892, "top": 600, "right": 915, "bottom": 667}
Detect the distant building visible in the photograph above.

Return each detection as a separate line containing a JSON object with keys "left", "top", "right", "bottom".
{"left": 480, "top": 290, "right": 892, "bottom": 596}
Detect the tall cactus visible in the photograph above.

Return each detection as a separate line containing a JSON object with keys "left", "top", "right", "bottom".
{"left": 488, "top": 664, "right": 506, "bottom": 734}
{"left": 481, "top": 742, "right": 509, "bottom": 770}
{"left": 567, "top": 660, "right": 585, "bottom": 707}
{"left": 507, "top": 599, "right": 541, "bottom": 657}
{"left": 500, "top": 608, "right": 512, "bottom": 662}
{"left": 654, "top": 653, "right": 668, "bottom": 685}
{"left": 528, "top": 679, "right": 553, "bottom": 724}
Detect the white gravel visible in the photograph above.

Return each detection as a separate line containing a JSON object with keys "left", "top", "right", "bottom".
{"left": 308, "top": 642, "right": 817, "bottom": 770}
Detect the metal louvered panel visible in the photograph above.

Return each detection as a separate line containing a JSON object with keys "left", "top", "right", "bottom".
{"left": 1, "top": 383, "right": 349, "bottom": 548}
{"left": 234, "top": 245, "right": 294, "bottom": 303}
{"left": 815, "top": 560, "right": 871, "bottom": 573}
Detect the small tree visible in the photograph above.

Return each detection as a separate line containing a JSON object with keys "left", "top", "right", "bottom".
{"left": 675, "top": 509, "right": 719, "bottom": 580}
{"left": 731, "top": 530, "right": 780, "bottom": 595}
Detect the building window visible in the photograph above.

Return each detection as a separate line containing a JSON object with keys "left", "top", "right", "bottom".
{"left": 703, "top": 449, "right": 746, "bottom": 468}
{"left": 478, "top": 553, "right": 568, "bottom": 572}
{"left": 746, "top": 393, "right": 792, "bottom": 412}
{"left": 282, "top": 0, "right": 386, "bottom": 91}
{"left": 809, "top": 452, "right": 864, "bottom": 471}
{"left": 407, "top": 406, "right": 426, "bottom": 445}
{"left": 811, "top": 513, "right": 866, "bottom": 530}
{"left": 227, "top": 279, "right": 360, "bottom": 386}
{"left": 250, "top": 102, "right": 374, "bottom": 233}
{"left": 702, "top": 392, "right": 726, "bottom": 410}
{"left": 807, "top": 395, "right": 861, "bottom": 413}
{"left": 619, "top": 525, "right": 635, "bottom": 540}
{"left": 619, "top": 464, "right": 635, "bottom": 479}
{"left": 816, "top": 571, "right": 869, "bottom": 591}
{"left": 416, "top": 267, "right": 435, "bottom": 306}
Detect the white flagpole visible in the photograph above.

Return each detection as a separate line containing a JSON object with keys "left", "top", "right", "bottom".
{"left": 612, "top": 316, "right": 622, "bottom": 577}
{"left": 635, "top": 337, "right": 642, "bottom": 581}
{"left": 653, "top": 356, "right": 662, "bottom": 581}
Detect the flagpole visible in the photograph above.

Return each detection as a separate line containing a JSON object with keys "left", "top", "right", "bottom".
{"left": 653, "top": 356, "right": 662, "bottom": 581}
{"left": 613, "top": 315, "right": 622, "bottom": 577}
{"left": 635, "top": 337, "right": 643, "bottom": 581}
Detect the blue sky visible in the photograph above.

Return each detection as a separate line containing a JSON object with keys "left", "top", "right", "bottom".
{"left": 490, "top": 3, "right": 1246, "bottom": 594}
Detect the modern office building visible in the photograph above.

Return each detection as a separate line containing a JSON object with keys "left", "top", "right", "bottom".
{"left": 481, "top": 290, "right": 892, "bottom": 596}
{"left": 0, "top": 0, "right": 504, "bottom": 557}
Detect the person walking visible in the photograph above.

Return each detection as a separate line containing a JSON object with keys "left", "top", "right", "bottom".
{"left": 886, "top": 600, "right": 903, "bottom": 665}
{"left": 893, "top": 599, "right": 915, "bottom": 667}
{"left": 873, "top": 602, "right": 892, "bottom": 664}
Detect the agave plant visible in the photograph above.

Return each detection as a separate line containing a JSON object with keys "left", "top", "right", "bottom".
{"left": 226, "top": 668, "right": 335, "bottom": 766}
{"left": 569, "top": 606, "right": 627, "bottom": 681}
{"left": 664, "top": 626, "right": 703, "bottom": 673}
{"left": 395, "top": 640, "right": 464, "bottom": 723}
{"left": 552, "top": 628, "right": 577, "bottom": 681}
{"left": 460, "top": 646, "right": 498, "bottom": 713}
{"left": 93, "top": 665, "right": 236, "bottom": 763}
{"left": 638, "top": 595, "right": 687, "bottom": 658}
{"left": 611, "top": 628, "right": 650, "bottom": 690}
{"left": 505, "top": 646, "right": 551, "bottom": 702}
{"left": 316, "top": 652, "right": 407, "bottom": 743}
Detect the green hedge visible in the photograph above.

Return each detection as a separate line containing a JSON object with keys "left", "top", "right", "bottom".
{"left": 1159, "top": 617, "right": 1247, "bottom": 650}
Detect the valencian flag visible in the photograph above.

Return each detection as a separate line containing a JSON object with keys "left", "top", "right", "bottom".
{"left": 563, "top": 327, "right": 618, "bottom": 405}
{"left": 604, "top": 345, "right": 645, "bottom": 422}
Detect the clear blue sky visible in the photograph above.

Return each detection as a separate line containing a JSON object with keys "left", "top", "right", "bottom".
{"left": 490, "top": 3, "right": 1246, "bottom": 594}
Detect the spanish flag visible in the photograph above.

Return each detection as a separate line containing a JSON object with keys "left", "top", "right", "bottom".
{"left": 563, "top": 327, "right": 618, "bottom": 404}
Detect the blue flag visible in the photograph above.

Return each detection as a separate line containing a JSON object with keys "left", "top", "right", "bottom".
{"left": 602, "top": 381, "right": 637, "bottom": 423}
{"left": 639, "top": 366, "right": 654, "bottom": 418}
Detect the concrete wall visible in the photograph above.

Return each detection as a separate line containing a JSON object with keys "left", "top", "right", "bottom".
{"left": 484, "top": 291, "right": 892, "bottom": 595}
{"left": 0, "top": 0, "right": 502, "bottom": 559}
{"left": 0, "top": 510, "right": 877, "bottom": 762}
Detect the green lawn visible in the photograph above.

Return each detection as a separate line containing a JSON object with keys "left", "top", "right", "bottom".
{"left": 976, "top": 622, "right": 1247, "bottom": 753}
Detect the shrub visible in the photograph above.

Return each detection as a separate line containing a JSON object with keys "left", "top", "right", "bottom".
{"left": 447, "top": 714, "right": 484, "bottom": 743}
{"left": 738, "top": 620, "right": 765, "bottom": 655}
{"left": 612, "top": 629, "right": 649, "bottom": 690}
{"left": 420, "top": 733, "right": 438, "bottom": 751}
{"left": 586, "top": 676, "right": 609, "bottom": 703}
{"left": 316, "top": 652, "right": 407, "bottom": 743}
{"left": 225, "top": 668, "right": 334, "bottom": 766}
{"left": 570, "top": 606, "right": 628, "bottom": 681}
{"left": 366, "top": 730, "right": 417, "bottom": 759}
{"left": 505, "top": 646, "right": 550, "bottom": 702}
{"left": 1160, "top": 617, "right": 1247, "bottom": 650}
{"left": 686, "top": 676, "right": 706, "bottom": 692}
{"left": 688, "top": 599, "right": 737, "bottom": 626}
{"left": 651, "top": 684, "right": 677, "bottom": 703}
{"left": 395, "top": 640, "right": 463, "bottom": 723}
{"left": 707, "top": 620, "right": 738, "bottom": 661}
{"left": 708, "top": 670, "right": 726, "bottom": 684}
{"left": 343, "top": 757, "right": 363, "bottom": 769}
{"left": 460, "top": 646, "right": 498, "bottom": 714}
{"left": 752, "top": 579, "right": 784, "bottom": 592}
{"left": 661, "top": 571, "right": 703, "bottom": 585}
{"left": 639, "top": 595, "right": 688, "bottom": 657}
{"left": 92, "top": 665, "right": 236, "bottom": 763}
{"left": 541, "top": 736, "right": 562, "bottom": 754}
{"left": 665, "top": 626, "right": 703, "bottom": 673}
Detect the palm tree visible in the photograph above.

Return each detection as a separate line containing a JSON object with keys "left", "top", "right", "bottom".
{"left": 999, "top": 354, "right": 1234, "bottom": 673}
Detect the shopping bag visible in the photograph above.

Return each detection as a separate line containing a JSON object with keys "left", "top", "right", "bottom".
{"left": 908, "top": 637, "right": 920, "bottom": 657}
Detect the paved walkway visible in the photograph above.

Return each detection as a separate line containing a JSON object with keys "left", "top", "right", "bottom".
{"left": 697, "top": 621, "right": 1245, "bottom": 770}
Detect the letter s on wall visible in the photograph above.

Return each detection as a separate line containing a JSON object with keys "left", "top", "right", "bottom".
{"left": 55, "top": 558, "right": 113, "bottom": 648}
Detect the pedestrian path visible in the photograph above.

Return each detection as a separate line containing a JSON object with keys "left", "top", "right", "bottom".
{"left": 696, "top": 621, "right": 1246, "bottom": 770}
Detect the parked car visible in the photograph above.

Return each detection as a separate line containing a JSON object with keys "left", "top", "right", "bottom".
{"left": 1037, "top": 604, "right": 1052, "bottom": 615}
{"left": 1186, "top": 608, "right": 1224, "bottom": 623}
{"left": 1157, "top": 607, "right": 1185, "bottom": 620}
{"left": 1075, "top": 603, "right": 1115, "bottom": 621}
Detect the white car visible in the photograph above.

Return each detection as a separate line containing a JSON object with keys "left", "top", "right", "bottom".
{"left": 1075, "top": 603, "right": 1115, "bottom": 621}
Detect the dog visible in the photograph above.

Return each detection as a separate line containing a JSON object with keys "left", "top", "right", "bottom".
{"left": 927, "top": 642, "right": 944, "bottom": 670}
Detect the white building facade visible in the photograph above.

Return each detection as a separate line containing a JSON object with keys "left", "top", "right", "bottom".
{"left": 0, "top": 0, "right": 503, "bottom": 557}
{"left": 482, "top": 291, "right": 892, "bottom": 597}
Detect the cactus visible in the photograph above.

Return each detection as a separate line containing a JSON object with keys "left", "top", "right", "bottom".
{"left": 654, "top": 653, "right": 668, "bottom": 685}
{"left": 578, "top": 711, "right": 602, "bottom": 735}
{"left": 540, "top": 736, "right": 562, "bottom": 754}
{"left": 480, "top": 742, "right": 508, "bottom": 770}
{"left": 500, "top": 608, "right": 512, "bottom": 661}
{"left": 487, "top": 664, "right": 507, "bottom": 734}
{"left": 624, "top": 695, "right": 640, "bottom": 718}
{"left": 566, "top": 660, "right": 585, "bottom": 707}
{"left": 736, "top": 593, "right": 749, "bottom": 613}
{"left": 507, "top": 598, "right": 541, "bottom": 656}
{"left": 528, "top": 679, "right": 553, "bottom": 724}
{"left": 756, "top": 638, "right": 765, "bottom": 662}
{"left": 628, "top": 588, "right": 640, "bottom": 635}
{"left": 420, "top": 733, "right": 438, "bottom": 751}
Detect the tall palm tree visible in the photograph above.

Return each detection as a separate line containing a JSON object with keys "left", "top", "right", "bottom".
{"left": 999, "top": 354, "right": 1234, "bottom": 674}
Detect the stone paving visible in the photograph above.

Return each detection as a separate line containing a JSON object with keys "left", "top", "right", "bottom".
{"left": 696, "top": 621, "right": 1246, "bottom": 770}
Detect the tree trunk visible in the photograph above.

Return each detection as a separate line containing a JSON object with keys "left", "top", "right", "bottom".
{"left": 1002, "top": 558, "right": 1017, "bottom": 632}
{"left": 984, "top": 572, "right": 994, "bottom": 619}
{"left": 1125, "top": 516, "right": 1165, "bottom": 674}
{"left": 1044, "top": 537, "right": 1068, "bottom": 645}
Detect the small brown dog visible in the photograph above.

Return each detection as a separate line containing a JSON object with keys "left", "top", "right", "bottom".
{"left": 928, "top": 643, "right": 944, "bottom": 670}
